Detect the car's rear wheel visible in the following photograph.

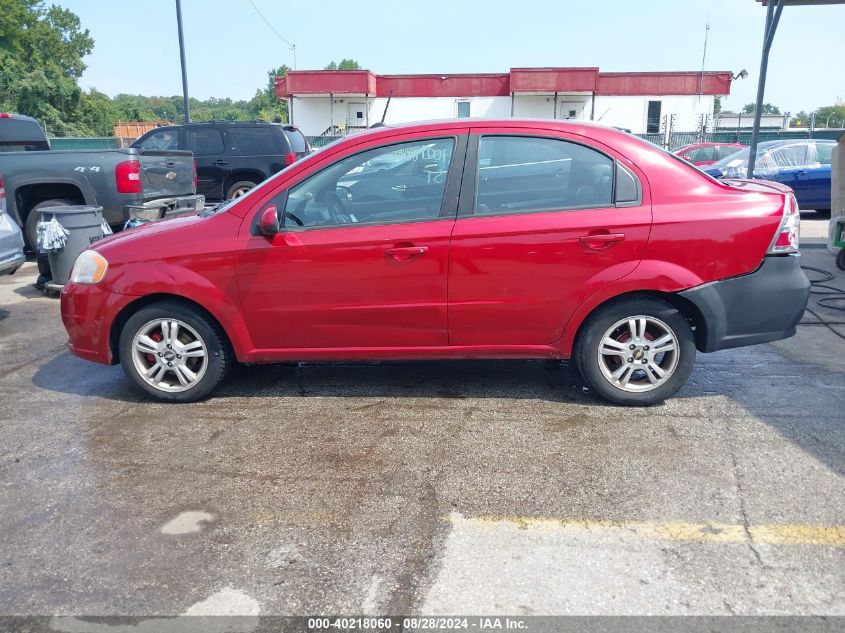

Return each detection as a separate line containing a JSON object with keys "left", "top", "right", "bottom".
{"left": 226, "top": 180, "right": 257, "bottom": 200}
{"left": 575, "top": 297, "right": 696, "bottom": 406}
{"left": 118, "top": 302, "right": 230, "bottom": 402}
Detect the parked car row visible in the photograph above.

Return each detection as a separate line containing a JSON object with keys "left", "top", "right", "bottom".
{"left": 131, "top": 121, "right": 311, "bottom": 201}
{"left": 0, "top": 112, "right": 201, "bottom": 250}
{"left": 0, "top": 113, "right": 312, "bottom": 252}
{"left": 60, "top": 120, "right": 810, "bottom": 406}
{"left": 703, "top": 139, "right": 834, "bottom": 214}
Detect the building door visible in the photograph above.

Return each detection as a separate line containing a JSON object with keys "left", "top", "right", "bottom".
{"left": 646, "top": 101, "right": 662, "bottom": 134}
{"left": 558, "top": 101, "right": 584, "bottom": 120}
{"left": 348, "top": 102, "right": 366, "bottom": 127}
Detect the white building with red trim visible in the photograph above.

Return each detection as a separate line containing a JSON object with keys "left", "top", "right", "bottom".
{"left": 275, "top": 67, "right": 733, "bottom": 137}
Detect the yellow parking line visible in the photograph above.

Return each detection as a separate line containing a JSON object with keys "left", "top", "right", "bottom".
{"left": 445, "top": 515, "right": 845, "bottom": 546}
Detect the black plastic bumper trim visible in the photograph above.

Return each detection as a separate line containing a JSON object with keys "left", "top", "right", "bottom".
{"left": 679, "top": 255, "right": 810, "bottom": 353}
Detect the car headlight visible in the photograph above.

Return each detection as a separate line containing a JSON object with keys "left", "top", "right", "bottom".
{"left": 69, "top": 250, "right": 109, "bottom": 284}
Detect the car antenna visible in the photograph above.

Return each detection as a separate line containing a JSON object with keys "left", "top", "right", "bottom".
{"left": 370, "top": 90, "right": 393, "bottom": 128}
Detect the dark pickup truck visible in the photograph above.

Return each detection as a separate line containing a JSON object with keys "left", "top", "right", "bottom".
{"left": 0, "top": 112, "right": 203, "bottom": 248}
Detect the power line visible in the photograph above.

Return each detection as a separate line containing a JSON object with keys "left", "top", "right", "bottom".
{"left": 245, "top": 0, "right": 297, "bottom": 68}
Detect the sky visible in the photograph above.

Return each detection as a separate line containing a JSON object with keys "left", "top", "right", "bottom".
{"left": 61, "top": 0, "right": 844, "bottom": 114}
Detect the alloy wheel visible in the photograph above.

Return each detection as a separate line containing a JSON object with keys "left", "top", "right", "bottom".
{"left": 596, "top": 315, "right": 679, "bottom": 393}
{"left": 131, "top": 318, "right": 209, "bottom": 393}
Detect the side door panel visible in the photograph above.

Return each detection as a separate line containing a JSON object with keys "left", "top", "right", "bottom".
{"left": 448, "top": 129, "right": 652, "bottom": 347}
{"left": 234, "top": 131, "right": 468, "bottom": 355}
{"left": 187, "top": 126, "right": 228, "bottom": 200}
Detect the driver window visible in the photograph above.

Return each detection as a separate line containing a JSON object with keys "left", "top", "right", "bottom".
{"left": 282, "top": 138, "right": 455, "bottom": 229}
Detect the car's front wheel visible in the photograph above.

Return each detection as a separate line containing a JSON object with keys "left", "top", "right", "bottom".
{"left": 118, "top": 302, "right": 230, "bottom": 402}
{"left": 575, "top": 297, "right": 696, "bottom": 406}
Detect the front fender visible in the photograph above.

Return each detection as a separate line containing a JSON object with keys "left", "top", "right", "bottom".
{"left": 108, "top": 261, "right": 258, "bottom": 363}
{"left": 556, "top": 259, "right": 705, "bottom": 357}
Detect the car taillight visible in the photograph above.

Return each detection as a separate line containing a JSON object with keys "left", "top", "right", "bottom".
{"left": 0, "top": 174, "right": 5, "bottom": 200}
{"left": 115, "top": 160, "right": 142, "bottom": 194}
{"left": 283, "top": 153, "right": 297, "bottom": 166}
{"left": 193, "top": 160, "right": 198, "bottom": 191}
{"left": 767, "top": 193, "right": 800, "bottom": 255}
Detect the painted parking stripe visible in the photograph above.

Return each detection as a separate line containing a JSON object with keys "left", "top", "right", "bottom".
{"left": 444, "top": 515, "right": 845, "bottom": 546}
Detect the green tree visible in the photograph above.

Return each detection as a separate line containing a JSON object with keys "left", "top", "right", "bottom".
{"left": 814, "top": 104, "right": 845, "bottom": 128}
{"left": 246, "top": 65, "right": 290, "bottom": 122}
{"left": 324, "top": 58, "right": 361, "bottom": 71}
{"left": 0, "top": 0, "right": 94, "bottom": 135}
{"left": 742, "top": 102, "right": 781, "bottom": 115}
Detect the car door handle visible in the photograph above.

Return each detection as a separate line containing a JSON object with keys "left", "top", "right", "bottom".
{"left": 796, "top": 170, "right": 807, "bottom": 176}
{"left": 579, "top": 233, "right": 625, "bottom": 249}
{"left": 212, "top": 159, "right": 229, "bottom": 165}
{"left": 391, "top": 184, "right": 407, "bottom": 191}
{"left": 385, "top": 245, "right": 428, "bottom": 261}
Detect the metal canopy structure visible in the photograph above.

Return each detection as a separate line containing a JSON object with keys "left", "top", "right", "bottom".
{"left": 748, "top": 0, "right": 845, "bottom": 177}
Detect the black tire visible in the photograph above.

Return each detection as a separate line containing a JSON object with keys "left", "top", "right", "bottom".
{"left": 226, "top": 180, "right": 257, "bottom": 200}
{"left": 118, "top": 301, "right": 230, "bottom": 402}
{"left": 574, "top": 296, "right": 696, "bottom": 406}
{"left": 25, "top": 198, "right": 75, "bottom": 251}
{"left": 837, "top": 249, "right": 845, "bottom": 272}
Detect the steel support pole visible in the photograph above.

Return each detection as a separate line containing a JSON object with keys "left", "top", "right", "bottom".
{"left": 175, "top": 0, "right": 191, "bottom": 123}
{"left": 747, "top": 0, "right": 784, "bottom": 178}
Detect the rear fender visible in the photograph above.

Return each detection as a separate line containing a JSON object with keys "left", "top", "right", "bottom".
{"left": 556, "top": 259, "right": 705, "bottom": 357}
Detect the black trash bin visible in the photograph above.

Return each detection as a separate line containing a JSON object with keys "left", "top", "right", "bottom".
{"left": 38, "top": 206, "right": 108, "bottom": 286}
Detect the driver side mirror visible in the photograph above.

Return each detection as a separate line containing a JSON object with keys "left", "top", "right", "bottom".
{"left": 258, "top": 205, "right": 280, "bottom": 236}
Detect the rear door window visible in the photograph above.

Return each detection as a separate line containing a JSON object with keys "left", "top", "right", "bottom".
{"left": 0, "top": 118, "right": 49, "bottom": 152}
{"left": 186, "top": 127, "right": 225, "bottom": 155}
{"left": 474, "top": 136, "right": 614, "bottom": 214}
{"left": 135, "top": 129, "right": 179, "bottom": 151}
{"left": 230, "top": 126, "right": 285, "bottom": 156}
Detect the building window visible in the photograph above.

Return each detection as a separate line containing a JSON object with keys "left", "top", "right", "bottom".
{"left": 646, "top": 101, "right": 662, "bottom": 134}
{"left": 456, "top": 101, "right": 471, "bottom": 118}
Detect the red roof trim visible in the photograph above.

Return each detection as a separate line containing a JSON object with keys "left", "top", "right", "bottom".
{"left": 276, "top": 67, "right": 732, "bottom": 99}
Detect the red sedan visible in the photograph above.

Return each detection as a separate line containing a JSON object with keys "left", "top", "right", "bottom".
{"left": 672, "top": 142, "right": 747, "bottom": 166}
{"left": 61, "top": 120, "right": 809, "bottom": 405}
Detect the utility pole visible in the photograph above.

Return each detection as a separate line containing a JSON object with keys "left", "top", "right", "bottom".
{"left": 175, "top": 0, "right": 191, "bottom": 123}
{"left": 747, "top": 0, "right": 784, "bottom": 178}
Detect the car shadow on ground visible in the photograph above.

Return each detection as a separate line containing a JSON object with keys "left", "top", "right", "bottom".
{"left": 32, "top": 351, "right": 597, "bottom": 405}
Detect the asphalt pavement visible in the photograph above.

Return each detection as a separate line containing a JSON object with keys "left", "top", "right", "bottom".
{"left": 0, "top": 217, "right": 843, "bottom": 622}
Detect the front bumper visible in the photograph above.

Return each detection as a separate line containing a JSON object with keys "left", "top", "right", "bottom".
{"left": 61, "top": 283, "right": 137, "bottom": 365}
{"left": 680, "top": 255, "right": 810, "bottom": 353}
{"left": 122, "top": 194, "right": 205, "bottom": 224}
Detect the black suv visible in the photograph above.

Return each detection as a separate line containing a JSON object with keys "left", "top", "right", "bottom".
{"left": 132, "top": 121, "right": 311, "bottom": 200}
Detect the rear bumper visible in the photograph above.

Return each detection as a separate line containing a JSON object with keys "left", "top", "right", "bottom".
{"left": 680, "top": 254, "right": 810, "bottom": 353}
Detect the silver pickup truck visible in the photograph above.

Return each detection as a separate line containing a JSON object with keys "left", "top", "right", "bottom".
{"left": 0, "top": 113, "right": 203, "bottom": 249}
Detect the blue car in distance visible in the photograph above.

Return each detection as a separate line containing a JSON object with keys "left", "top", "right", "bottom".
{"left": 704, "top": 139, "right": 834, "bottom": 213}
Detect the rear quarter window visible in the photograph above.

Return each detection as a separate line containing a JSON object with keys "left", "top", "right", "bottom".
{"left": 230, "top": 127, "right": 285, "bottom": 156}
{"left": 283, "top": 128, "right": 308, "bottom": 153}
